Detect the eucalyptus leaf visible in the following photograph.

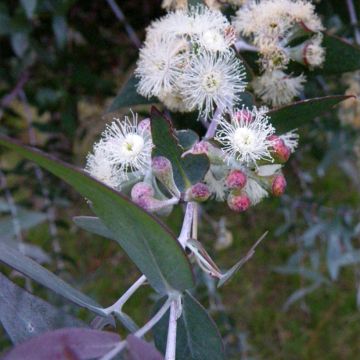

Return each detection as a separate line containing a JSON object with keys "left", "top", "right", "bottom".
{"left": 73, "top": 216, "right": 116, "bottom": 241}
{"left": 0, "top": 242, "right": 106, "bottom": 316}
{"left": 153, "top": 292, "right": 225, "bottom": 360}
{"left": 175, "top": 130, "right": 199, "bottom": 150}
{"left": 218, "top": 232, "right": 267, "bottom": 288}
{"left": 318, "top": 34, "right": 360, "bottom": 74}
{"left": 20, "top": 0, "right": 37, "bottom": 18}
{"left": 10, "top": 33, "right": 29, "bottom": 58}
{"left": 0, "top": 273, "right": 85, "bottom": 344}
{"left": 127, "top": 335, "right": 164, "bottom": 360}
{"left": 3, "top": 328, "right": 121, "bottom": 360}
{"left": 0, "top": 208, "right": 47, "bottom": 241}
{"left": 268, "top": 95, "right": 352, "bottom": 132}
{"left": 0, "top": 136, "right": 194, "bottom": 295}
{"left": 107, "top": 74, "right": 156, "bottom": 113}
{"left": 282, "top": 282, "right": 322, "bottom": 311}
{"left": 151, "top": 107, "right": 209, "bottom": 191}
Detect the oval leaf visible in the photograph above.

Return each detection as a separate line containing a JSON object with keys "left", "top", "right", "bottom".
{"left": 127, "top": 335, "right": 164, "bottom": 360}
{"left": 0, "top": 136, "right": 194, "bottom": 295}
{"left": 151, "top": 107, "right": 209, "bottom": 191}
{"left": 153, "top": 292, "right": 225, "bottom": 360}
{"left": 3, "top": 328, "right": 121, "bottom": 360}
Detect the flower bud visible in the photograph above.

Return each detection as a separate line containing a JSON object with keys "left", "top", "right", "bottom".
{"left": 138, "top": 118, "right": 151, "bottom": 133}
{"left": 272, "top": 174, "right": 287, "bottom": 196}
{"left": 268, "top": 135, "right": 291, "bottom": 163}
{"left": 185, "top": 183, "right": 211, "bottom": 202}
{"left": 131, "top": 182, "right": 154, "bottom": 202}
{"left": 227, "top": 191, "right": 251, "bottom": 212}
{"left": 152, "top": 156, "right": 181, "bottom": 198}
{"left": 226, "top": 170, "right": 247, "bottom": 190}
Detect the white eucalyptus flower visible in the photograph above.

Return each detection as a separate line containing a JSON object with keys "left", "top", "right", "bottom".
{"left": 215, "top": 106, "right": 275, "bottom": 166}
{"left": 244, "top": 178, "right": 268, "bottom": 205}
{"left": 85, "top": 146, "right": 121, "bottom": 189}
{"left": 135, "top": 37, "right": 187, "bottom": 98}
{"left": 178, "top": 51, "right": 246, "bottom": 119}
{"left": 280, "top": 129, "right": 299, "bottom": 153}
{"left": 87, "top": 112, "right": 153, "bottom": 184}
{"left": 252, "top": 69, "right": 306, "bottom": 107}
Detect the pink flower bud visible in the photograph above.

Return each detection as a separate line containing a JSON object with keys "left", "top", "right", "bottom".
{"left": 268, "top": 135, "right": 291, "bottom": 163}
{"left": 138, "top": 118, "right": 151, "bottom": 132}
{"left": 227, "top": 192, "right": 251, "bottom": 212}
{"left": 226, "top": 170, "right": 247, "bottom": 190}
{"left": 152, "top": 156, "right": 181, "bottom": 198}
{"left": 272, "top": 174, "right": 287, "bottom": 196}
{"left": 131, "top": 182, "right": 154, "bottom": 202}
{"left": 185, "top": 183, "right": 211, "bottom": 202}
{"left": 152, "top": 156, "right": 171, "bottom": 173}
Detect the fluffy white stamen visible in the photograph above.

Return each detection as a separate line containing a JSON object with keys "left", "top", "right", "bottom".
{"left": 215, "top": 106, "right": 275, "bottom": 165}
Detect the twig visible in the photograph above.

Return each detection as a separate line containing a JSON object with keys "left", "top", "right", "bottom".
{"left": 234, "top": 39, "right": 259, "bottom": 52}
{"left": 204, "top": 106, "right": 223, "bottom": 139}
{"left": 346, "top": 0, "right": 360, "bottom": 45}
{"left": 165, "top": 301, "right": 178, "bottom": 360}
{"left": 104, "top": 275, "right": 147, "bottom": 314}
{"left": 178, "top": 202, "right": 195, "bottom": 247}
{"left": 106, "top": 0, "right": 141, "bottom": 48}
{"left": 0, "top": 71, "right": 30, "bottom": 119}
{"left": 134, "top": 297, "right": 172, "bottom": 338}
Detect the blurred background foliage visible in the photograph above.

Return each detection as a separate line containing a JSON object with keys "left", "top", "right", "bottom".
{"left": 1, "top": 0, "right": 360, "bottom": 359}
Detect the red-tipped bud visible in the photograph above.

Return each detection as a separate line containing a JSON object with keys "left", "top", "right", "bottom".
{"left": 138, "top": 118, "right": 151, "bottom": 132}
{"left": 226, "top": 170, "right": 247, "bottom": 190}
{"left": 131, "top": 182, "right": 154, "bottom": 202}
{"left": 185, "top": 183, "right": 211, "bottom": 202}
{"left": 227, "top": 192, "right": 251, "bottom": 212}
{"left": 152, "top": 156, "right": 181, "bottom": 198}
{"left": 272, "top": 174, "right": 287, "bottom": 196}
{"left": 268, "top": 135, "right": 291, "bottom": 163}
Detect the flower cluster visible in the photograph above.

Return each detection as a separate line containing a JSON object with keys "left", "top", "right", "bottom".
{"left": 233, "top": 0, "right": 325, "bottom": 106}
{"left": 135, "top": 5, "right": 247, "bottom": 119}
{"left": 86, "top": 108, "right": 297, "bottom": 215}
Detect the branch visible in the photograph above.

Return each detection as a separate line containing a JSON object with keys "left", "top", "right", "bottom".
{"left": 106, "top": 0, "right": 141, "bottom": 48}
{"left": 165, "top": 300, "right": 178, "bottom": 360}
{"left": 346, "top": 0, "right": 360, "bottom": 45}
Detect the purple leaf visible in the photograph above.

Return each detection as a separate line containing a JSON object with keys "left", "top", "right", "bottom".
{"left": 127, "top": 335, "right": 164, "bottom": 360}
{"left": 3, "top": 328, "right": 121, "bottom": 360}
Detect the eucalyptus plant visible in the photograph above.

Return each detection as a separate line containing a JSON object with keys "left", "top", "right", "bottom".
{"left": 1, "top": 0, "right": 360, "bottom": 359}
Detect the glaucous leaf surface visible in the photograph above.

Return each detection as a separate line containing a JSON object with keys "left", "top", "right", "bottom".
{"left": 268, "top": 95, "right": 352, "bottom": 132}
{"left": 0, "top": 243, "right": 106, "bottom": 316}
{"left": 107, "top": 74, "right": 156, "bottom": 112}
{"left": 3, "top": 328, "right": 121, "bottom": 360}
{"left": 127, "top": 335, "right": 164, "bottom": 360}
{"left": 0, "top": 136, "right": 194, "bottom": 295}
{"left": 153, "top": 292, "right": 225, "bottom": 360}
{"left": 151, "top": 107, "right": 209, "bottom": 191}
{"left": 0, "top": 273, "right": 85, "bottom": 344}
{"left": 318, "top": 34, "right": 360, "bottom": 74}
